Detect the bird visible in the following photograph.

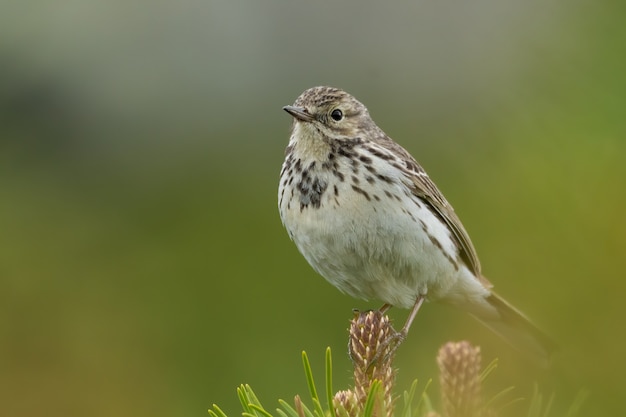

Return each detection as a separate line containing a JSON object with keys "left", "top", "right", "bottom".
{"left": 278, "top": 86, "right": 555, "bottom": 363}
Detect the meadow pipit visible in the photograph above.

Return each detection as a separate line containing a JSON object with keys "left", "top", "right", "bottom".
{"left": 278, "top": 86, "right": 555, "bottom": 362}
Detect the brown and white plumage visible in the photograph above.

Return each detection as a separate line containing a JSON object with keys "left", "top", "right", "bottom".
{"left": 279, "top": 86, "right": 555, "bottom": 363}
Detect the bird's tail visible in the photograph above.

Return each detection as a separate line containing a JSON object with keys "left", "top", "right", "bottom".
{"left": 471, "top": 292, "right": 557, "bottom": 366}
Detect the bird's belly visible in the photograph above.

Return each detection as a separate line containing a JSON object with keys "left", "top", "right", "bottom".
{"left": 281, "top": 186, "right": 464, "bottom": 309}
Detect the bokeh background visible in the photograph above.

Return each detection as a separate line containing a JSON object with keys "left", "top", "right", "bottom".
{"left": 1, "top": 1, "right": 624, "bottom": 416}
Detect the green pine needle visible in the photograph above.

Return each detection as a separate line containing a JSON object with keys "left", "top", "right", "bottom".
{"left": 301, "top": 351, "right": 325, "bottom": 417}
{"left": 210, "top": 347, "right": 587, "bottom": 417}
{"left": 311, "top": 398, "right": 325, "bottom": 417}
{"left": 479, "top": 357, "right": 499, "bottom": 382}
{"left": 245, "top": 384, "right": 264, "bottom": 407}
{"left": 249, "top": 404, "right": 274, "bottom": 417}
{"left": 484, "top": 385, "right": 518, "bottom": 410}
{"left": 237, "top": 385, "right": 253, "bottom": 414}
{"left": 528, "top": 384, "right": 544, "bottom": 417}
{"left": 209, "top": 404, "right": 228, "bottom": 417}
{"left": 301, "top": 351, "right": 318, "bottom": 401}
{"left": 275, "top": 408, "right": 290, "bottom": 417}
{"left": 325, "top": 347, "right": 336, "bottom": 417}
{"left": 541, "top": 392, "right": 556, "bottom": 417}
{"left": 362, "top": 379, "right": 381, "bottom": 417}
{"left": 401, "top": 379, "right": 418, "bottom": 417}
{"left": 526, "top": 385, "right": 555, "bottom": 417}
{"left": 277, "top": 399, "right": 299, "bottom": 417}
{"left": 566, "top": 390, "right": 589, "bottom": 417}
{"left": 413, "top": 378, "right": 433, "bottom": 416}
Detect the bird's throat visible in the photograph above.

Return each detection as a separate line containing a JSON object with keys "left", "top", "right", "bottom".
{"left": 291, "top": 122, "right": 332, "bottom": 162}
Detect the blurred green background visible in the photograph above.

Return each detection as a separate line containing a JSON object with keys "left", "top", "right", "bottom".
{"left": 1, "top": 1, "right": 624, "bottom": 416}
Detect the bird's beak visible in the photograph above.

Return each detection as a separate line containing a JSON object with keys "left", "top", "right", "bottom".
{"left": 283, "top": 105, "right": 314, "bottom": 122}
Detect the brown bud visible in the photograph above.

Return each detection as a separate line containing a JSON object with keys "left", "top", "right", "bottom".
{"left": 437, "top": 341, "right": 482, "bottom": 417}
{"left": 348, "top": 310, "right": 398, "bottom": 417}
{"left": 333, "top": 389, "right": 359, "bottom": 417}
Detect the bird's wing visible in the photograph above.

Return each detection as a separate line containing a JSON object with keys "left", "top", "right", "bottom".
{"left": 380, "top": 140, "right": 491, "bottom": 287}
{"left": 370, "top": 135, "right": 491, "bottom": 287}
{"left": 409, "top": 169, "right": 492, "bottom": 287}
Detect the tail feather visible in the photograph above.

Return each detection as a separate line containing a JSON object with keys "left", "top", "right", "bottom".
{"left": 472, "top": 292, "right": 557, "bottom": 366}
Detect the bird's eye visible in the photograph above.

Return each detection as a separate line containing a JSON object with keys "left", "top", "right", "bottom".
{"left": 330, "top": 109, "right": 343, "bottom": 121}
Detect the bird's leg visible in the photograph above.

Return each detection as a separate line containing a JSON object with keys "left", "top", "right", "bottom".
{"left": 379, "top": 303, "right": 392, "bottom": 314}
{"left": 399, "top": 295, "right": 425, "bottom": 338}
{"left": 368, "top": 296, "right": 426, "bottom": 369}
{"left": 387, "top": 295, "right": 425, "bottom": 349}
